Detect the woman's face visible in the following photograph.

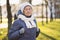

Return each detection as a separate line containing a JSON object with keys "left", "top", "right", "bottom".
{"left": 23, "top": 5, "right": 32, "bottom": 16}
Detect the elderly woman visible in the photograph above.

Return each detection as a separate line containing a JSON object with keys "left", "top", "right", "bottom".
{"left": 8, "top": 2, "right": 40, "bottom": 40}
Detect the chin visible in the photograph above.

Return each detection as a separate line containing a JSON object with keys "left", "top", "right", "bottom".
{"left": 28, "top": 15, "right": 31, "bottom": 16}
{"left": 26, "top": 14, "right": 31, "bottom": 16}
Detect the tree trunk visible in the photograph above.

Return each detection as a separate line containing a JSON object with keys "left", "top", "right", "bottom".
{"left": 50, "top": 1, "right": 53, "bottom": 22}
{"left": 42, "top": 3, "right": 44, "bottom": 25}
{"left": 54, "top": 1, "right": 56, "bottom": 20}
{"left": 6, "top": 0, "right": 12, "bottom": 30}
{"left": 29, "top": 0, "right": 31, "bottom": 4}
{"left": 0, "top": 6, "right": 2, "bottom": 23}
{"left": 45, "top": 0, "right": 48, "bottom": 24}
{"left": 2, "top": 0, "right": 12, "bottom": 40}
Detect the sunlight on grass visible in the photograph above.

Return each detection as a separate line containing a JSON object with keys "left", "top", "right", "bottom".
{"left": 0, "top": 28, "right": 8, "bottom": 40}
{"left": 36, "top": 19, "right": 60, "bottom": 40}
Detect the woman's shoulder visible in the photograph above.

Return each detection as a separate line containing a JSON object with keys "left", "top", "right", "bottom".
{"left": 14, "top": 19, "right": 20, "bottom": 23}
{"left": 13, "top": 18, "right": 24, "bottom": 24}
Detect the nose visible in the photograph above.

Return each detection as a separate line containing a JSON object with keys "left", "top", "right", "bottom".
{"left": 27, "top": 10, "right": 30, "bottom": 12}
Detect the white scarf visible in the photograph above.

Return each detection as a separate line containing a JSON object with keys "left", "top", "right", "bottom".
{"left": 18, "top": 14, "right": 36, "bottom": 28}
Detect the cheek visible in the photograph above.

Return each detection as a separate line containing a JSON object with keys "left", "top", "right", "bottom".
{"left": 30, "top": 11, "right": 32, "bottom": 14}
{"left": 28, "top": 10, "right": 32, "bottom": 14}
{"left": 23, "top": 10, "right": 27, "bottom": 14}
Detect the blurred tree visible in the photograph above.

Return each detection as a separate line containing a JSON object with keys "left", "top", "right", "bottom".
{"left": 0, "top": 6, "right": 2, "bottom": 23}
{"left": 50, "top": 1, "right": 53, "bottom": 22}
{"left": 6, "top": 0, "right": 12, "bottom": 30}
{"left": 2, "top": 0, "right": 12, "bottom": 40}
{"left": 21, "top": 0, "right": 29, "bottom": 3}
{"left": 29, "top": 0, "right": 31, "bottom": 4}
{"left": 42, "top": 1, "right": 44, "bottom": 25}
{"left": 54, "top": 1, "right": 56, "bottom": 20}
{"left": 45, "top": 0, "right": 48, "bottom": 24}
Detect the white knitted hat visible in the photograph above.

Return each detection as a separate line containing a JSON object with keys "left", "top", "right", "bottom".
{"left": 20, "top": 2, "right": 32, "bottom": 13}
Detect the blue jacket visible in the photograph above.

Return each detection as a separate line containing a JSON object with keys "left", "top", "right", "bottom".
{"left": 8, "top": 10, "right": 40, "bottom": 40}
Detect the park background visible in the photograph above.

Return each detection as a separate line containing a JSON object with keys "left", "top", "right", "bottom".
{"left": 0, "top": 0, "right": 60, "bottom": 40}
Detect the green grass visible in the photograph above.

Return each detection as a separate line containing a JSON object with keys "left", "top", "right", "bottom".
{"left": 0, "top": 28, "right": 8, "bottom": 40}
{"left": 36, "top": 20, "right": 60, "bottom": 40}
